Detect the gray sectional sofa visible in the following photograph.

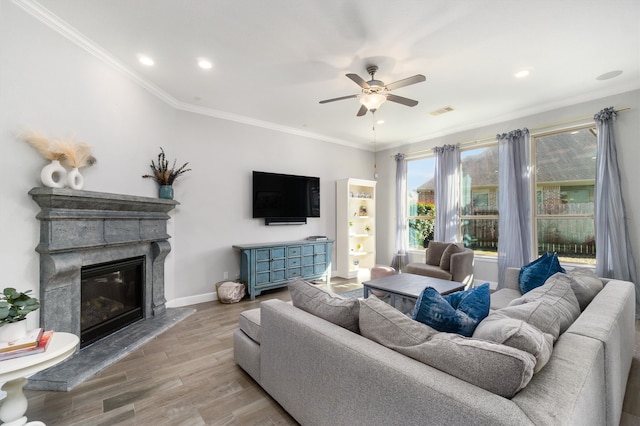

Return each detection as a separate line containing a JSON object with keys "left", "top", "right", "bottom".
{"left": 233, "top": 269, "right": 635, "bottom": 425}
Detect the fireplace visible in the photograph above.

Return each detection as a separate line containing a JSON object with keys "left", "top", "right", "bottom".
{"left": 81, "top": 257, "right": 144, "bottom": 347}
{"left": 29, "top": 187, "right": 178, "bottom": 341}
{"left": 26, "top": 187, "right": 195, "bottom": 391}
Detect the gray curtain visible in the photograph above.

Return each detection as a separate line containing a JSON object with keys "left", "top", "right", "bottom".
{"left": 433, "top": 144, "right": 460, "bottom": 243}
{"left": 391, "top": 153, "right": 408, "bottom": 270}
{"left": 593, "top": 107, "right": 638, "bottom": 315}
{"left": 497, "top": 128, "right": 532, "bottom": 288}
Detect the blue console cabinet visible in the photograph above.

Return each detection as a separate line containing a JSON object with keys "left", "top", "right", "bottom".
{"left": 233, "top": 240, "right": 334, "bottom": 300}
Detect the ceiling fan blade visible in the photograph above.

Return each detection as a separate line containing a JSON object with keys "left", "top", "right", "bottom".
{"left": 319, "top": 94, "right": 358, "bottom": 104}
{"left": 356, "top": 104, "right": 368, "bottom": 116}
{"left": 385, "top": 74, "right": 426, "bottom": 91}
{"left": 346, "top": 73, "right": 370, "bottom": 89}
{"left": 386, "top": 94, "right": 419, "bottom": 107}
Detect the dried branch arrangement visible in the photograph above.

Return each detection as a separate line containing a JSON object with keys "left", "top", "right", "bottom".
{"left": 142, "top": 147, "right": 191, "bottom": 185}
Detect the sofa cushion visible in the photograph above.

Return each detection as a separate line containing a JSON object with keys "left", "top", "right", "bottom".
{"left": 289, "top": 279, "right": 360, "bottom": 333}
{"left": 519, "top": 252, "right": 565, "bottom": 294}
{"left": 238, "top": 307, "right": 262, "bottom": 343}
{"left": 439, "top": 243, "right": 464, "bottom": 271}
{"left": 412, "top": 283, "right": 490, "bottom": 337}
{"left": 505, "top": 274, "right": 580, "bottom": 341}
{"left": 565, "top": 268, "right": 603, "bottom": 310}
{"left": 473, "top": 312, "right": 554, "bottom": 373}
{"left": 490, "top": 288, "right": 522, "bottom": 311}
{"left": 359, "top": 295, "right": 536, "bottom": 398}
{"left": 425, "top": 241, "right": 450, "bottom": 266}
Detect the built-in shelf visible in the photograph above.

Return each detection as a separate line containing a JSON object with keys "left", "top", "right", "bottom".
{"left": 336, "top": 178, "right": 376, "bottom": 279}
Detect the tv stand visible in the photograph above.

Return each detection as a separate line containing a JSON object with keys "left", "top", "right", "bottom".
{"left": 233, "top": 240, "right": 334, "bottom": 300}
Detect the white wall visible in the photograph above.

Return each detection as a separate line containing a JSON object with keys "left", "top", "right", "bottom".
{"left": 0, "top": 2, "right": 374, "bottom": 321}
{"left": 376, "top": 89, "right": 640, "bottom": 285}
{"left": 168, "top": 111, "right": 374, "bottom": 304}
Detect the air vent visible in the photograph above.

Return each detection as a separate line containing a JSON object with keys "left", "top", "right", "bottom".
{"left": 429, "top": 106, "right": 455, "bottom": 116}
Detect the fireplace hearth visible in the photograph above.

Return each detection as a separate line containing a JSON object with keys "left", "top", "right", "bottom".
{"left": 27, "top": 187, "right": 194, "bottom": 391}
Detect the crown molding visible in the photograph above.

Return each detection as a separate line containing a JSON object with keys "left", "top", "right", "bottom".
{"left": 11, "top": 0, "right": 367, "bottom": 151}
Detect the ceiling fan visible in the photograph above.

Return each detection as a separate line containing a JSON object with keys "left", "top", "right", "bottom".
{"left": 319, "top": 65, "right": 426, "bottom": 116}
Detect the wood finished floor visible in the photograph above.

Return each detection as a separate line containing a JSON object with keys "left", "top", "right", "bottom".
{"left": 20, "top": 282, "right": 640, "bottom": 426}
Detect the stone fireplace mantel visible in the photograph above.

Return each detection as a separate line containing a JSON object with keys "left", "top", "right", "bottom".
{"left": 29, "top": 187, "right": 179, "bottom": 337}
{"left": 27, "top": 188, "right": 194, "bottom": 391}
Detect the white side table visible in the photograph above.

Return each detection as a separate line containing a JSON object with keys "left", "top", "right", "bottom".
{"left": 0, "top": 332, "right": 79, "bottom": 426}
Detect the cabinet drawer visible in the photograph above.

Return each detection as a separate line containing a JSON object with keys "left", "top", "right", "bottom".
{"left": 271, "top": 259, "right": 285, "bottom": 270}
{"left": 256, "top": 272, "right": 270, "bottom": 284}
{"left": 314, "top": 254, "right": 326, "bottom": 264}
{"left": 256, "top": 270, "right": 286, "bottom": 286}
{"left": 288, "top": 257, "right": 301, "bottom": 267}
{"left": 271, "top": 247, "right": 286, "bottom": 259}
{"left": 302, "top": 255, "right": 314, "bottom": 266}
{"left": 313, "top": 244, "right": 326, "bottom": 254}
{"left": 271, "top": 270, "right": 285, "bottom": 282}
{"left": 302, "top": 245, "right": 314, "bottom": 256}
{"left": 302, "top": 266, "right": 314, "bottom": 276}
{"left": 256, "top": 261, "right": 270, "bottom": 273}
{"left": 256, "top": 249, "right": 271, "bottom": 262}
{"left": 287, "top": 267, "right": 302, "bottom": 278}
{"left": 288, "top": 246, "right": 302, "bottom": 257}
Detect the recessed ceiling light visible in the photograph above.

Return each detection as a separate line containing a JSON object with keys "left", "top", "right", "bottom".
{"left": 138, "top": 55, "right": 154, "bottom": 66}
{"left": 376, "top": 120, "right": 385, "bottom": 125}
{"left": 596, "top": 70, "right": 623, "bottom": 80}
{"left": 514, "top": 69, "right": 530, "bottom": 79}
{"left": 197, "top": 58, "right": 213, "bottom": 69}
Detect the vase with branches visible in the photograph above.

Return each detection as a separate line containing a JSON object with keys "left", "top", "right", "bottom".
{"left": 22, "top": 131, "right": 97, "bottom": 189}
{"left": 142, "top": 147, "right": 191, "bottom": 199}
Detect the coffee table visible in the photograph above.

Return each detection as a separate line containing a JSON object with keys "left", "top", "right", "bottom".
{"left": 363, "top": 273, "right": 465, "bottom": 309}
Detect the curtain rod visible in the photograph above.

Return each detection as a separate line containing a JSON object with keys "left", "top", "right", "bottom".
{"left": 397, "top": 106, "right": 631, "bottom": 158}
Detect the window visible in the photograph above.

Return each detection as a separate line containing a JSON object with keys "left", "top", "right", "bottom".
{"left": 460, "top": 145, "right": 499, "bottom": 255}
{"left": 407, "top": 157, "right": 436, "bottom": 250}
{"left": 404, "top": 126, "right": 596, "bottom": 265}
{"left": 533, "top": 126, "right": 596, "bottom": 264}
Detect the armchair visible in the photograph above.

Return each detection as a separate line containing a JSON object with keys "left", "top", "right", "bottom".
{"left": 405, "top": 241, "right": 474, "bottom": 288}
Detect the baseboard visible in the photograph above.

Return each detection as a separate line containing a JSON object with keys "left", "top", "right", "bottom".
{"left": 166, "top": 291, "right": 217, "bottom": 307}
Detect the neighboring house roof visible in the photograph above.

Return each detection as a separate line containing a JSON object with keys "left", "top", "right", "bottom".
{"left": 417, "top": 131, "right": 596, "bottom": 191}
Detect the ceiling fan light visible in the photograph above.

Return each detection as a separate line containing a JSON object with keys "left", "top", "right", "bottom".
{"left": 360, "top": 93, "right": 386, "bottom": 110}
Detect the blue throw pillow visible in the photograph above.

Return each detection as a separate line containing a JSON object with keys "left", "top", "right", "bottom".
{"left": 412, "top": 283, "right": 490, "bottom": 337}
{"left": 519, "top": 252, "right": 565, "bottom": 294}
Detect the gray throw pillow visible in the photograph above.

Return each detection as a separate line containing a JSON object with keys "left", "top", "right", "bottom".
{"left": 439, "top": 243, "right": 464, "bottom": 271}
{"left": 473, "top": 312, "right": 554, "bottom": 373}
{"left": 505, "top": 274, "right": 580, "bottom": 341}
{"left": 289, "top": 280, "right": 360, "bottom": 333}
{"left": 359, "top": 296, "right": 535, "bottom": 398}
{"left": 566, "top": 268, "right": 603, "bottom": 310}
{"left": 425, "top": 241, "right": 450, "bottom": 266}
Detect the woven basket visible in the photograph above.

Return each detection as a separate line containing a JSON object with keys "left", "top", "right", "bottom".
{"left": 215, "top": 281, "right": 246, "bottom": 303}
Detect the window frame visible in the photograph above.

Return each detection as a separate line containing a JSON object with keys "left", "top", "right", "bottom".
{"left": 531, "top": 124, "right": 597, "bottom": 264}
{"left": 405, "top": 156, "right": 437, "bottom": 251}
{"left": 459, "top": 142, "right": 500, "bottom": 256}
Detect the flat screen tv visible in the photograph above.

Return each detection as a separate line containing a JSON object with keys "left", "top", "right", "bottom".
{"left": 253, "top": 171, "right": 320, "bottom": 224}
